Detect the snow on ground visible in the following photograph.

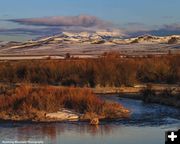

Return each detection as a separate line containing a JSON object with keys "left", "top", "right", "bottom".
{"left": 46, "top": 108, "right": 80, "bottom": 121}
{"left": 0, "top": 33, "right": 179, "bottom": 58}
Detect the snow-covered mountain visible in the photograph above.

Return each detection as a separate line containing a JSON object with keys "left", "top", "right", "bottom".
{"left": 0, "top": 32, "right": 179, "bottom": 57}
{"left": 128, "top": 35, "right": 180, "bottom": 44}
{"left": 29, "top": 32, "right": 180, "bottom": 45}
{"left": 1, "top": 32, "right": 179, "bottom": 49}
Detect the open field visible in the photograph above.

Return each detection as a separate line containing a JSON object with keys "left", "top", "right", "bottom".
{"left": 0, "top": 43, "right": 180, "bottom": 59}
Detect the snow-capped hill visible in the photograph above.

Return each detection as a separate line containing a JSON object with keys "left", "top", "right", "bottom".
{"left": 22, "top": 34, "right": 180, "bottom": 45}
{"left": 61, "top": 32, "right": 101, "bottom": 41}
{"left": 0, "top": 32, "right": 179, "bottom": 57}
{"left": 62, "top": 31, "right": 122, "bottom": 39}
{"left": 128, "top": 35, "right": 180, "bottom": 44}
{"left": 165, "top": 35, "right": 180, "bottom": 44}
{"left": 62, "top": 32, "right": 78, "bottom": 37}
{"left": 96, "top": 31, "right": 122, "bottom": 37}
{"left": 2, "top": 32, "right": 180, "bottom": 51}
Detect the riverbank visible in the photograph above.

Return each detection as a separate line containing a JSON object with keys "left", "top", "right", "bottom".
{"left": 93, "top": 84, "right": 179, "bottom": 94}
{"left": 0, "top": 84, "right": 130, "bottom": 122}
{"left": 0, "top": 83, "right": 179, "bottom": 123}
{"left": 93, "top": 84, "right": 180, "bottom": 108}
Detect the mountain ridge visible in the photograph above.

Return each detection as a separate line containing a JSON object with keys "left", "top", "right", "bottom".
{"left": 0, "top": 32, "right": 179, "bottom": 57}
{"left": 18, "top": 32, "right": 180, "bottom": 46}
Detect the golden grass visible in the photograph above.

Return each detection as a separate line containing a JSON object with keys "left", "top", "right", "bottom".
{"left": 0, "top": 54, "right": 179, "bottom": 86}
{"left": 0, "top": 84, "right": 129, "bottom": 120}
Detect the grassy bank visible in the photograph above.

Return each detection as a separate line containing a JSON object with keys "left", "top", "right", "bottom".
{"left": 140, "top": 86, "right": 180, "bottom": 108}
{"left": 117, "top": 85, "right": 180, "bottom": 108}
{"left": 0, "top": 84, "right": 129, "bottom": 121}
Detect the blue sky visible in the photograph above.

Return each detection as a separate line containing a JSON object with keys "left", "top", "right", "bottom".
{"left": 0, "top": 0, "right": 179, "bottom": 41}
{"left": 0, "top": 0, "right": 179, "bottom": 26}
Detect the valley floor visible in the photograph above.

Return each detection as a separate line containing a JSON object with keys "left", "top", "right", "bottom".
{"left": 0, "top": 43, "right": 180, "bottom": 58}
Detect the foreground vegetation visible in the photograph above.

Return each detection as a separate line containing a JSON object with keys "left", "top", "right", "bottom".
{"left": 0, "top": 84, "right": 129, "bottom": 121}
{"left": 0, "top": 53, "right": 179, "bottom": 87}
{"left": 0, "top": 53, "right": 179, "bottom": 121}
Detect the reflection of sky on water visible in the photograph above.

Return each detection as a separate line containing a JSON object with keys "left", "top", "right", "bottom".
{"left": 0, "top": 122, "right": 179, "bottom": 144}
{"left": 0, "top": 97, "right": 179, "bottom": 144}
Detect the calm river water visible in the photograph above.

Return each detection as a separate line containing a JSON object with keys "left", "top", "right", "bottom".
{"left": 0, "top": 97, "right": 179, "bottom": 144}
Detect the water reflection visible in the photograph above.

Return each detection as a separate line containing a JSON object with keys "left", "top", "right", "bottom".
{"left": 0, "top": 122, "right": 179, "bottom": 144}
{"left": 0, "top": 97, "right": 180, "bottom": 144}
{"left": 0, "top": 122, "right": 117, "bottom": 141}
{"left": 14, "top": 122, "right": 114, "bottom": 136}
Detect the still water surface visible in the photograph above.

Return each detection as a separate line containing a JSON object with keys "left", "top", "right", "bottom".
{"left": 0, "top": 97, "right": 179, "bottom": 144}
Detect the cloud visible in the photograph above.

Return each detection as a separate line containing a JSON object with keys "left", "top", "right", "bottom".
{"left": 0, "top": 26, "right": 125, "bottom": 38}
{"left": 162, "top": 16, "right": 173, "bottom": 19}
{"left": 123, "top": 22, "right": 152, "bottom": 33}
{"left": 125, "top": 23, "right": 180, "bottom": 37}
{"left": 0, "top": 27, "right": 61, "bottom": 36}
{"left": 9, "top": 15, "right": 109, "bottom": 28}
{"left": 5, "top": 15, "right": 126, "bottom": 38}
{"left": 3, "top": 15, "right": 180, "bottom": 39}
{"left": 162, "top": 23, "right": 180, "bottom": 30}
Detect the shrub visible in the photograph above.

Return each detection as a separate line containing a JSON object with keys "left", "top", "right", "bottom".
{"left": 0, "top": 84, "right": 128, "bottom": 118}
{"left": 0, "top": 54, "right": 179, "bottom": 86}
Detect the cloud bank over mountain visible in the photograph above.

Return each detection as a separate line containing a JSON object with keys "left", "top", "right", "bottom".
{"left": 10, "top": 15, "right": 109, "bottom": 28}
{"left": 3, "top": 15, "right": 125, "bottom": 38}
{"left": 0, "top": 15, "right": 179, "bottom": 40}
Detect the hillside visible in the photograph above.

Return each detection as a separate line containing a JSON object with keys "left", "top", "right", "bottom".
{"left": 0, "top": 32, "right": 180, "bottom": 57}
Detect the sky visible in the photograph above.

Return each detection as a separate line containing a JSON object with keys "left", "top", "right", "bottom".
{"left": 0, "top": 0, "right": 180, "bottom": 41}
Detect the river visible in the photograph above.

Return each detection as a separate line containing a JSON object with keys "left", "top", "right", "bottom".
{"left": 0, "top": 97, "right": 179, "bottom": 144}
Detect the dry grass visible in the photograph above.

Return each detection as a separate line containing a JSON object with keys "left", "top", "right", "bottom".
{"left": 0, "top": 84, "right": 129, "bottom": 120}
{"left": 0, "top": 54, "right": 179, "bottom": 87}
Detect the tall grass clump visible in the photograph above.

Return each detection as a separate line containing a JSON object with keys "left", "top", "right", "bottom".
{"left": 0, "top": 84, "right": 129, "bottom": 119}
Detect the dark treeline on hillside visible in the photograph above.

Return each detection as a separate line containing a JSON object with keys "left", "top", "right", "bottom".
{"left": 0, "top": 54, "right": 179, "bottom": 87}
